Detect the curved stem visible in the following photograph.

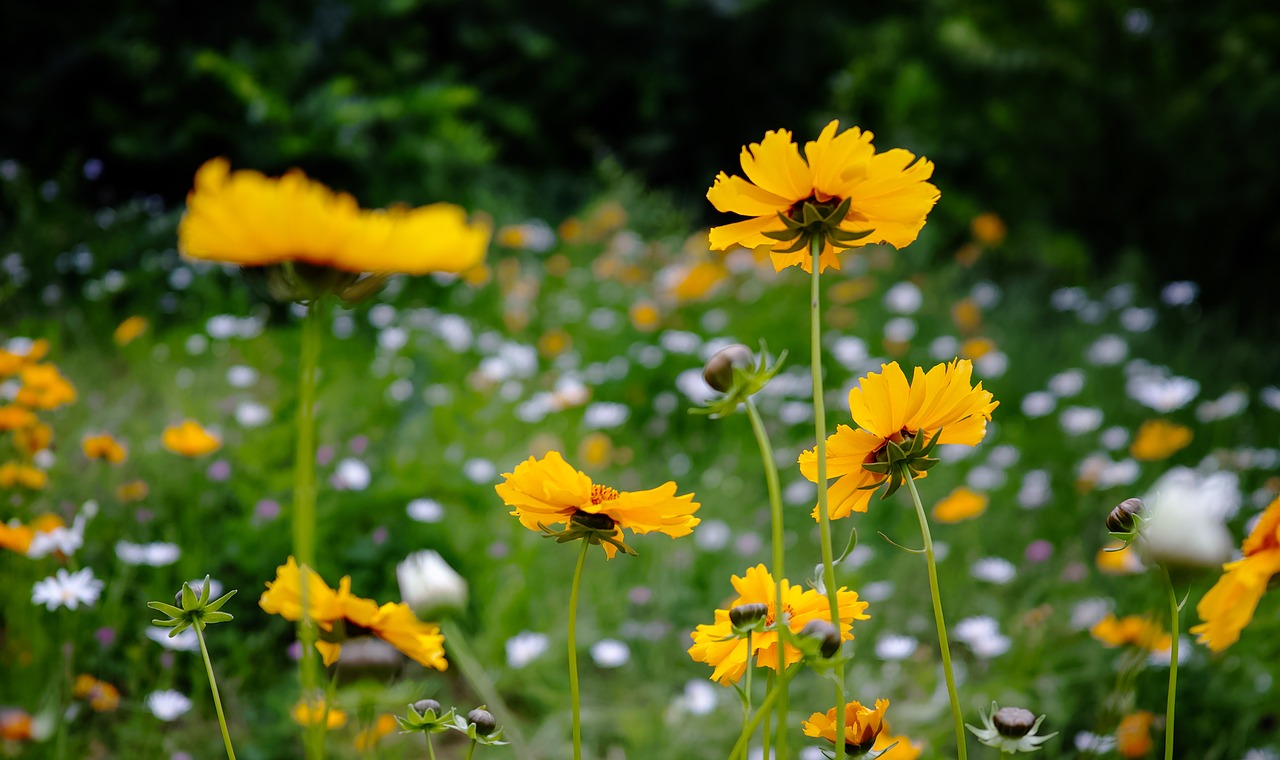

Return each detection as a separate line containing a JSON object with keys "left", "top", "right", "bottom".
{"left": 903, "top": 470, "right": 967, "bottom": 760}
{"left": 744, "top": 398, "right": 788, "bottom": 760}
{"left": 1162, "top": 567, "right": 1179, "bottom": 760}
{"left": 728, "top": 666, "right": 800, "bottom": 760}
{"left": 568, "top": 539, "right": 591, "bottom": 760}
{"left": 440, "top": 619, "right": 529, "bottom": 756}
{"left": 809, "top": 238, "right": 846, "bottom": 760}
{"left": 195, "top": 625, "right": 238, "bottom": 760}
{"left": 465, "top": 739, "right": 477, "bottom": 760}
{"left": 293, "top": 298, "right": 326, "bottom": 759}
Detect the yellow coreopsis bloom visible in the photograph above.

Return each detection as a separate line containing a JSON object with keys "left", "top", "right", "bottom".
{"left": 932, "top": 486, "right": 988, "bottom": 523}
{"left": 495, "top": 451, "right": 700, "bottom": 559}
{"left": 0, "top": 339, "right": 49, "bottom": 378}
{"left": 82, "top": 433, "right": 127, "bottom": 464}
{"left": 292, "top": 697, "right": 347, "bottom": 729}
{"left": 260, "top": 557, "right": 448, "bottom": 671}
{"left": 178, "top": 158, "right": 490, "bottom": 276}
{"left": 707, "top": 121, "right": 939, "bottom": 273}
{"left": 1191, "top": 495, "right": 1280, "bottom": 651}
{"left": 113, "top": 316, "right": 149, "bottom": 346}
{"left": 1116, "top": 711, "right": 1154, "bottom": 758}
{"left": 1129, "top": 419, "right": 1193, "bottom": 461}
{"left": 162, "top": 420, "right": 222, "bottom": 457}
{"left": 873, "top": 725, "right": 923, "bottom": 759}
{"left": 0, "top": 462, "right": 47, "bottom": 490}
{"left": 0, "top": 405, "right": 37, "bottom": 431}
{"left": 687, "top": 564, "right": 869, "bottom": 685}
{"left": 1090, "top": 614, "right": 1171, "bottom": 653}
{"left": 799, "top": 360, "right": 998, "bottom": 520}
{"left": 15, "top": 364, "right": 76, "bottom": 409}
{"left": 802, "top": 699, "right": 890, "bottom": 753}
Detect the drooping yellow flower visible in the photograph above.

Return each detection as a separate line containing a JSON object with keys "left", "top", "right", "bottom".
{"left": 162, "top": 420, "right": 222, "bottom": 457}
{"left": 495, "top": 451, "right": 700, "bottom": 559}
{"left": 687, "top": 565, "right": 869, "bottom": 685}
{"left": 1129, "top": 419, "right": 1193, "bottom": 461}
{"left": 1115, "top": 711, "right": 1154, "bottom": 758}
{"left": 1191, "top": 495, "right": 1280, "bottom": 652}
{"left": 82, "top": 433, "right": 127, "bottom": 464}
{"left": 1090, "top": 614, "right": 1172, "bottom": 653}
{"left": 260, "top": 557, "right": 447, "bottom": 670}
{"left": 799, "top": 360, "right": 998, "bottom": 520}
{"left": 15, "top": 364, "right": 76, "bottom": 409}
{"left": 802, "top": 699, "right": 890, "bottom": 753}
{"left": 178, "top": 158, "right": 489, "bottom": 276}
{"left": 292, "top": 697, "right": 347, "bottom": 729}
{"left": 707, "top": 121, "right": 939, "bottom": 273}
{"left": 932, "top": 486, "right": 988, "bottom": 523}
{"left": 113, "top": 316, "right": 149, "bottom": 346}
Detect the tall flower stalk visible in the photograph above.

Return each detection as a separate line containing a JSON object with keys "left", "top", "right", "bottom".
{"left": 1160, "top": 567, "right": 1179, "bottom": 760}
{"left": 195, "top": 623, "right": 238, "bottom": 760}
{"left": 567, "top": 539, "right": 590, "bottom": 760}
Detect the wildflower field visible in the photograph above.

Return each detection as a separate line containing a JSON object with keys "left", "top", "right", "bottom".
{"left": 4, "top": 5, "right": 1280, "bottom": 760}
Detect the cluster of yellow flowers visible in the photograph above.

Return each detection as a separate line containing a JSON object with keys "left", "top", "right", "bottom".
{"left": 0, "top": 340, "right": 74, "bottom": 492}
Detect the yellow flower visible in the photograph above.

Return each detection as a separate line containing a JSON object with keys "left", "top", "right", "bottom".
{"left": 116, "top": 479, "right": 150, "bottom": 503}
{"left": 13, "top": 422, "right": 52, "bottom": 456}
{"left": 0, "top": 339, "right": 49, "bottom": 378}
{"left": 687, "top": 565, "right": 869, "bottom": 685}
{"left": 260, "top": 557, "right": 448, "bottom": 670}
{"left": 970, "top": 212, "right": 1007, "bottom": 246}
{"left": 951, "top": 298, "right": 983, "bottom": 334}
{"left": 178, "top": 158, "right": 490, "bottom": 275}
{"left": 707, "top": 121, "right": 938, "bottom": 273}
{"left": 73, "top": 675, "right": 120, "bottom": 712}
{"left": 113, "top": 316, "right": 149, "bottom": 346}
{"left": 874, "top": 725, "right": 923, "bottom": 759}
{"left": 537, "top": 328, "right": 572, "bottom": 358}
{"left": 1090, "top": 614, "right": 1171, "bottom": 653}
{"left": 495, "top": 451, "right": 700, "bottom": 559}
{"left": 292, "top": 697, "right": 347, "bottom": 729}
{"left": 1116, "top": 711, "right": 1154, "bottom": 758}
{"left": 354, "top": 713, "right": 399, "bottom": 751}
{"left": 629, "top": 301, "right": 662, "bottom": 332}
{"left": 802, "top": 699, "right": 890, "bottom": 752}
{"left": 932, "top": 486, "right": 988, "bottom": 523}
{"left": 15, "top": 364, "right": 76, "bottom": 409}
{"left": 1096, "top": 540, "right": 1145, "bottom": 575}
{"left": 0, "top": 708, "right": 33, "bottom": 741}
{"left": 0, "top": 405, "right": 37, "bottom": 431}
{"left": 2, "top": 514, "right": 64, "bottom": 554}
{"left": 1129, "top": 419, "right": 1193, "bottom": 461}
{"left": 82, "top": 433, "right": 127, "bottom": 464}
{"left": 0, "top": 462, "right": 47, "bottom": 490}
{"left": 799, "top": 360, "right": 998, "bottom": 520}
{"left": 162, "top": 420, "right": 222, "bottom": 457}
{"left": 1191, "top": 495, "right": 1280, "bottom": 652}
{"left": 959, "top": 337, "right": 996, "bottom": 360}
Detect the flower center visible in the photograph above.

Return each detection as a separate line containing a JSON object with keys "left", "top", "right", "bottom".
{"left": 590, "top": 484, "right": 620, "bottom": 505}
{"left": 570, "top": 510, "right": 617, "bottom": 531}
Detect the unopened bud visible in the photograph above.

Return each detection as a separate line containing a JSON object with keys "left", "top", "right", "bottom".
{"left": 728, "top": 603, "right": 769, "bottom": 631}
{"left": 1107, "top": 498, "right": 1145, "bottom": 535}
{"left": 702, "top": 344, "right": 755, "bottom": 393}
{"left": 799, "top": 619, "right": 841, "bottom": 659}
{"left": 992, "top": 706, "right": 1036, "bottom": 738}
{"left": 413, "top": 699, "right": 441, "bottom": 717}
{"left": 467, "top": 707, "right": 497, "bottom": 735}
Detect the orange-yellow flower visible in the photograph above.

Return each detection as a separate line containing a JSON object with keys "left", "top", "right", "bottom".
{"left": 291, "top": 697, "right": 347, "bottom": 729}
{"left": 354, "top": 713, "right": 398, "bottom": 751}
{"left": 1116, "top": 711, "right": 1154, "bottom": 758}
{"left": 874, "top": 725, "right": 923, "bottom": 759}
{"left": 178, "top": 158, "right": 490, "bottom": 275}
{"left": 1129, "top": 419, "right": 1193, "bottom": 461}
{"left": 1096, "top": 540, "right": 1145, "bottom": 575}
{"left": 707, "top": 121, "right": 939, "bottom": 273}
{"left": 0, "top": 462, "right": 47, "bottom": 490}
{"left": 1, "top": 514, "right": 63, "bottom": 554}
{"left": 0, "top": 339, "right": 49, "bottom": 378}
{"left": 0, "top": 405, "right": 37, "bottom": 431}
{"left": 260, "top": 557, "right": 447, "bottom": 671}
{"left": 116, "top": 479, "right": 150, "bottom": 503}
{"left": 495, "top": 451, "right": 700, "bottom": 559}
{"left": 1090, "top": 614, "right": 1171, "bottom": 653}
{"left": 73, "top": 675, "right": 120, "bottom": 712}
{"left": 162, "top": 420, "right": 222, "bottom": 457}
{"left": 12, "top": 422, "right": 52, "bottom": 456}
{"left": 0, "top": 708, "right": 33, "bottom": 741}
{"left": 932, "top": 486, "right": 988, "bottom": 523}
{"left": 802, "top": 699, "right": 890, "bottom": 752}
{"left": 970, "top": 212, "right": 1007, "bottom": 246}
{"left": 1191, "top": 495, "right": 1280, "bottom": 651}
{"left": 687, "top": 565, "right": 869, "bottom": 685}
{"left": 113, "top": 316, "right": 149, "bottom": 346}
{"left": 15, "top": 364, "right": 76, "bottom": 409}
{"left": 82, "top": 433, "right": 127, "bottom": 464}
{"left": 800, "top": 360, "right": 998, "bottom": 520}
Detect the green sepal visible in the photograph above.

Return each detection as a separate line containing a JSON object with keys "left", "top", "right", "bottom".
{"left": 148, "top": 601, "right": 185, "bottom": 618}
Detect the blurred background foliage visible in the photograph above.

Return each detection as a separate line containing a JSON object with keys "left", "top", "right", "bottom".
{"left": 3, "top": 0, "right": 1278, "bottom": 324}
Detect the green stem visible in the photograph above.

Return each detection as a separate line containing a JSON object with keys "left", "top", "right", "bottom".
{"left": 728, "top": 666, "right": 800, "bottom": 760}
{"left": 195, "top": 624, "right": 238, "bottom": 760}
{"left": 426, "top": 735, "right": 437, "bottom": 760}
{"left": 568, "top": 539, "right": 591, "bottom": 760}
{"left": 294, "top": 297, "right": 326, "bottom": 759}
{"left": 439, "top": 619, "right": 529, "bottom": 755}
{"left": 744, "top": 398, "right": 788, "bottom": 760}
{"left": 761, "top": 672, "right": 774, "bottom": 760}
{"left": 809, "top": 238, "right": 845, "bottom": 760}
{"left": 1162, "top": 567, "right": 1179, "bottom": 760}
{"left": 466, "top": 740, "right": 477, "bottom": 760}
{"left": 903, "top": 470, "right": 967, "bottom": 760}
{"left": 743, "top": 632, "right": 753, "bottom": 728}
{"left": 53, "top": 614, "right": 71, "bottom": 760}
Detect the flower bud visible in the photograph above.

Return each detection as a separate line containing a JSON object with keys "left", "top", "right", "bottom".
{"left": 728, "top": 603, "right": 769, "bottom": 632}
{"left": 992, "top": 706, "right": 1036, "bottom": 738}
{"left": 467, "top": 707, "right": 497, "bottom": 735}
{"left": 413, "top": 699, "right": 442, "bottom": 717}
{"left": 397, "top": 550, "right": 469, "bottom": 618}
{"left": 1107, "top": 498, "right": 1145, "bottom": 535}
{"left": 800, "top": 619, "right": 841, "bottom": 659}
{"left": 702, "top": 344, "right": 755, "bottom": 393}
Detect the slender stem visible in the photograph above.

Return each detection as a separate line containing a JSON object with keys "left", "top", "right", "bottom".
{"left": 744, "top": 398, "right": 788, "bottom": 760}
{"left": 568, "top": 539, "right": 591, "bottom": 760}
{"left": 809, "top": 238, "right": 845, "bottom": 760}
{"left": 903, "top": 470, "right": 967, "bottom": 760}
{"left": 465, "top": 740, "right": 477, "bottom": 760}
{"left": 53, "top": 615, "right": 71, "bottom": 760}
{"left": 1162, "top": 567, "right": 1179, "bottom": 760}
{"left": 426, "top": 735, "right": 437, "bottom": 760}
{"left": 440, "top": 619, "right": 529, "bottom": 755}
{"left": 728, "top": 667, "right": 800, "bottom": 760}
{"left": 294, "top": 298, "right": 326, "bottom": 759}
{"left": 743, "top": 632, "right": 754, "bottom": 727}
{"left": 195, "top": 625, "right": 238, "bottom": 760}
{"left": 761, "top": 672, "right": 774, "bottom": 760}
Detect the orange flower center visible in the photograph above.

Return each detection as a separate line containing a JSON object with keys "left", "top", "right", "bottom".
{"left": 590, "top": 484, "right": 620, "bottom": 505}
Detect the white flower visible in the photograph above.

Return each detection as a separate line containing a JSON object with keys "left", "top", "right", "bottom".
{"left": 225, "top": 365, "right": 259, "bottom": 388}
{"left": 1160, "top": 280, "right": 1198, "bottom": 306}
{"left": 671, "top": 679, "right": 719, "bottom": 717}
{"left": 146, "top": 690, "right": 193, "bottom": 721}
{"left": 234, "top": 401, "right": 271, "bottom": 428}
{"left": 874, "top": 634, "right": 918, "bottom": 661}
{"left": 1018, "top": 470, "right": 1052, "bottom": 509}
{"left": 883, "top": 281, "right": 923, "bottom": 314}
{"left": 1021, "top": 391, "right": 1056, "bottom": 418}
{"left": 397, "top": 550, "right": 468, "bottom": 615}
{"left": 883, "top": 316, "right": 917, "bottom": 343}
{"left": 32, "top": 567, "right": 104, "bottom": 611}
{"left": 582, "top": 402, "right": 629, "bottom": 430}
{"left": 1138, "top": 467, "right": 1239, "bottom": 570}
{"left": 1086, "top": 335, "right": 1128, "bottom": 366}
{"left": 590, "top": 638, "right": 630, "bottom": 668}
{"left": 970, "top": 557, "right": 1017, "bottom": 585}
{"left": 1060, "top": 406, "right": 1104, "bottom": 435}
{"left": 505, "top": 631, "right": 549, "bottom": 669}
{"left": 331, "top": 458, "right": 371, "bottom": 491}
{"left": 145, "top": 626, "right": 199, "bottom": 652}
{"left": 1127, "top": 371, "right": 1200, "bottom": 412}
{"left": 406, "top": 498, "right": 445, "bottom": 523}
{"left": 27, "top": 512, "right": 87, "bottom": 559}
{"left": 1048, "top": 369, "right": 1086, "bottom": 397}
{"left": 115, "top": 541, "right": 181, "bottom": 567}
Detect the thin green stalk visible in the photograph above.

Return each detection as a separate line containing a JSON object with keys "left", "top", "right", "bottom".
{"left": 466, "top": 740, "right": 478, "bottom": 760}
{"left": 426, "top": 735, "right": 437, "bottom": 760}
{"left": 194, "top": 624, "right": 238, "bottom": 760}
{"left": 568, "top": 539, "right": 591, "bottom": 760}
{"left": 809, "top": 238, "right": 845, "bottom": 760}
{"left": 903, "top": 470, "right": 967, "bottom": 760}
{"left": 53, "top": 615, "right": 71, "bottom": 760}
{"left": 439, "top": 619, "right": 529, "bottom": 756}
{"left": 744, "top": 398, "right": 788, "bottom": 760}
{"left": 743, "top": 632, "right": 754, "bottom": 727}
{"left": 1161, "top": 568, "right": 1179, "bottom": 760}
{"left": 761, "top": 672, "right": 774, "bottom": 760}
{"left": 728, "top": 666, "right": 800, "bottom": 760}
{"left": 294, "top": 297, "right": 326, "bottom": 759}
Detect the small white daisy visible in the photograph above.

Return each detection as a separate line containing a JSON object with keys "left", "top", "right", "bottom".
{"left": 146, "top": 690, "right": 193, "bottom": 721}
{"left": 31, "top": 567, "right": 104, "bottom": 611}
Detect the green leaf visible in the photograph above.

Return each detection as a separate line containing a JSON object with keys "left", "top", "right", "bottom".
{"left": 148, "top": 601, "right": 184, "bottom": 617}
